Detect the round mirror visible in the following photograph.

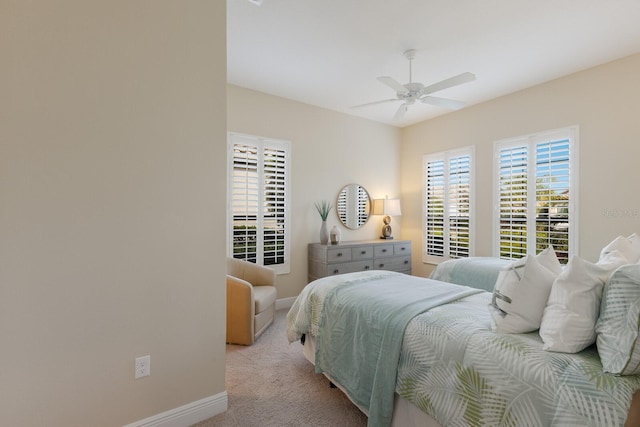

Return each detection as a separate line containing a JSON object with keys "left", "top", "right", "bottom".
{"left": 336, "top": 184, "right": 372, "bottom": 229}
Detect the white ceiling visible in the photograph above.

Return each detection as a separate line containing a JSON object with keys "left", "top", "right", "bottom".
{"left": 227, "top": 0, "right": 640, "bottom": 128}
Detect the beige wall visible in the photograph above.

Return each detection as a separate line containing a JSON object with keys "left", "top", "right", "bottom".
{"left": 401, "top": 53, "right": 640, "bottom": 278}
{"left": 0, "top": 2, "right": 227, "bottom": 426}
{"left": 227, "top": 85, "right": 402, "bottom": 298}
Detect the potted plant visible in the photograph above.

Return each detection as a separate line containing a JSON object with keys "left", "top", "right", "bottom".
{"left": 315, "top": 200, "right": 333, "bottom": 244}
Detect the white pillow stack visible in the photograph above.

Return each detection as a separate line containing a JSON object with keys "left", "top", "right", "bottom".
{"left": 489, "top": 246, "right": 562, "bottom": 334}
{"left": 539, "top": 249, "right": 629, "bottom": 353}
{"left": 487, "top": 235, "right": 640, "bottom": 357}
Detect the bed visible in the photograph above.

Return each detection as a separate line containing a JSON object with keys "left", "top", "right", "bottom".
{"left": 286, "top": 267, "right": 640, "bottom": 427}
{"left": 427, "top": 256, "right": 511, "bottom": 291}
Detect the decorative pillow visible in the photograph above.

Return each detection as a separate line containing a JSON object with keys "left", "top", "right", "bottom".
{"left": 540, "top": 250, "right": 628, "bottom": 353}
{"left": 600, "top": 235, "right": 638, "bottom": 264}
{"left": 489, "top": 246, "right": 561, "bottom": 334}
{"left": 596, "top": 264, "right": 640, "bottom": 375}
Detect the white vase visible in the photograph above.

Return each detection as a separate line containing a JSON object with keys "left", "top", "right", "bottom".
{"left": 320, "top": 220, "right": 329, "bottom": 244}
{"left": 330, "top": 225, "right": 341, "bottom": 245}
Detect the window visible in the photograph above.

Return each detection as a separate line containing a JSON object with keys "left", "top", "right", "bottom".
{"left": 494, "top": 126, "right": 578, "bottom": 264}
{"left": 228, "top": 133, "right": 291, "bottom": 274}
{"left": 423, "top": 146, "right": 474, "bottom": 263}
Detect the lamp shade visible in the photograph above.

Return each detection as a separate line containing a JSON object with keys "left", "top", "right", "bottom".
{"left": 372, "top": 198, "right": 402, "bottom": 216}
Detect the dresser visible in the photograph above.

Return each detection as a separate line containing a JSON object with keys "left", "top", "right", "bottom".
{"left": 308, "top": 239, "right": 412, "bottom": 282}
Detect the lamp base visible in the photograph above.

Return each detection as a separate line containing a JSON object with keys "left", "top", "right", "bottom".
{"left": 381, "top": 223, "right": 393, "bottom": 240}
{"left": 379, "top": 236, "right": 394, "bottom": 240}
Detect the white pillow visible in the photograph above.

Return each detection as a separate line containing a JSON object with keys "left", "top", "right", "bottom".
{"left": 600, "top": 235, "right": 638, "bottom": 264}
{"left": 596, "top": 264, "right": 640, "bottom": 375}
{"left": 489, "top": 246, "right": 561, "bottom": 334}
{"left": 539, "top": 250, "right": 628, "bottom": 353}
{"left": 536, "top": 245, "right": 563, "bottom": 276}
{"left": 628, "top": 232, "right": 640, "bottom": 262}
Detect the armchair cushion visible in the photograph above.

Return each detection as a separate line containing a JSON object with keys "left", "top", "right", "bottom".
{"left": 253, "top": 285, "right": 277, "bottom": 313}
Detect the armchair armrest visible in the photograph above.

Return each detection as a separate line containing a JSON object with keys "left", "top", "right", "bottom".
{"left": 226, "top": 275, "right": 255, "bottom": 345}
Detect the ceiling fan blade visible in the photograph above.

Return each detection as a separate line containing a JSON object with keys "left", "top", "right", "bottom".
{"left": 377, "top": 76, "right": 409, "bottom": 94}
{"left": 421, "top": 96, "right": 466, "bottom": 110}
{"left": 422, "top": 72, "right": 476, "bottom": 95}
{"left": 350, "top": 98, "right": 400, "bottom": 109}
{"left": 394, "top": 103, "right": 408, "bottom": 120}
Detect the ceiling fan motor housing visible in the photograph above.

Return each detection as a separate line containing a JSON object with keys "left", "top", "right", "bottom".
{"left": 402, "top": 82, "right": 425, "bottom": 99}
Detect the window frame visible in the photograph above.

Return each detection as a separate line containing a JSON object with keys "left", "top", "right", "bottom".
{"left": 492, "top": 126, "right": 579, "bottom": 263}
{"left": 422, "top": 145, "right": 475, "bottom": 264}
{"left": 227, "top": 132, "right": 291, "bottom": 274}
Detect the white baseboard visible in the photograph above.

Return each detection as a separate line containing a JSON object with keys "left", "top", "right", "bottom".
{"left": 275, "top": 297, "right": 296, "bottom": 310}
{"left": 123, "top": 392, "right": 228, "bottom": 427}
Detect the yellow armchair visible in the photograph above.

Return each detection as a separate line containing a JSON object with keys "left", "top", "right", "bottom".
{"left": 226, "top": 257, "right": 277, "bottom": 345}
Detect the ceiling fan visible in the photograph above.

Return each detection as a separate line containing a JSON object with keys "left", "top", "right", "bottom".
{"left": 352, "top": 49, "right": 476, "bottom": 120}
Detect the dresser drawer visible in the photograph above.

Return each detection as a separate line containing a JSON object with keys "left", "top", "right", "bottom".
{"left": 394, "top": 242, "right": 411, "bottom": 256}
{"left": 351, "top": 246, "right": 373, "bottom": 260}
{"left": 373, "top": 244, "right": 395, "bottom": 258}
{"left": 373, "top": 256, "right": 411, "bottom": 272}
{"left": 326, "top": 260, "right": 373, "bottom": 276}
{"left": 327, "top": 247, "right": 352, "bottom": 262}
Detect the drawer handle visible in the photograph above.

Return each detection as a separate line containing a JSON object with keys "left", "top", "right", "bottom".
{"left": 379, "top": 264, "right": 384, "bottom": 268}
{"left": 333, "top": 269, "right": 340, "bottom": 274}
{"left": 336, "top": 252, "right": 343, "bottom": 257}
{"left": 400, "top": 247, "right": 406, "bottom": 251}
{"left": 404, "top": 260, "right": 409, "bottom": 264}
{"left": 381, "top": 249, "right": 387, "bottom": 253}
{"left": 361, "top": 251, "right": 366, "bottom": 255}
{"left": 364, "top": 265, "right": 370, "bottom": 270}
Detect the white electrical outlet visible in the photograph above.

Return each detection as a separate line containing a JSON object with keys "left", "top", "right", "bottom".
{"left": 135, "top": 355, "right": 150, "bottom": 379}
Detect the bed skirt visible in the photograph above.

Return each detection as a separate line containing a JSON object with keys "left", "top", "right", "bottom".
{"left": 302, "top": 334, "right": 442, "bottom": 427}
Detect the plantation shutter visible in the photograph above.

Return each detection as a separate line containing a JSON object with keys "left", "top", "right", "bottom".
{"left": 424, "top": 147, "right": 474, "bottom": 263}
{"left": 231, "top": 143, "right": 259, "bottom": 263}
{"left": 229, "top": 133, "right": 290, "bottom": 273}
{"left": 262, "top": 145, "right": 287, "bottom": 266}
{"left": 495, "top": 127, "right": 576, "bottom": 264}
{"left": 497, "top": 143, "right": 529, "bottom": 260}
{"left": 425, "top": 159, "right": 445, "bottom": 258}
{"left": 448, "top": 155, "right": 471, "bottom": 258}
{"left": 534, "top": 137, "right": 571, "bottom": 262}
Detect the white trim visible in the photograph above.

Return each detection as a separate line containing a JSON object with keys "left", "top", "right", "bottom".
{"left": 123, "top": 392, "right": 228, "bottom": 427}
{"left": 275, "top": 296, "right": 296, "bottom": 310}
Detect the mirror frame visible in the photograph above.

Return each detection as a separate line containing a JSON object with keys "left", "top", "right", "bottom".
{"left": 336, "top": 184, "right": 372, "bottom": 230}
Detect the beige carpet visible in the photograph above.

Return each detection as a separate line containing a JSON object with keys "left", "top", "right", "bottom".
{"left": 193, "top": 309, "right": 368, "bottom": 427}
